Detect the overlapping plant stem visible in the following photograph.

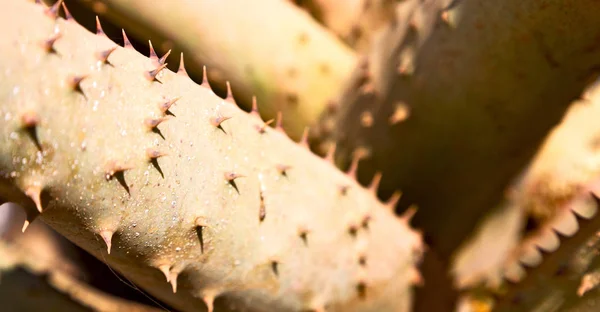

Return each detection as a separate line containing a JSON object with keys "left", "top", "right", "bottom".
{"left": 77, "top": 0, "right": 356, "bottom": 139}
{"left": 0, "top": 1, "right": 422, "bottom": 312}
{"left": 328, "top": 0, "right": 600, "bottom": 310}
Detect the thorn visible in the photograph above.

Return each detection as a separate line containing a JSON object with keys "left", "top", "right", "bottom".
{"left": 25, "top": 185, "right": 43, "bottom": 213}
{"left": 195, "top": 217, "right": 209, "bottom": 228}
{"left": 385, "top": 191, "right": 402, "bottom": 209}
{"left": 169, "top": 273, "right": 178, "bottom": 293}
{"left": 22, "top": 218, "right": 32, "bottom": 233}
{"left": 96, "top": 47, "right": 117, "bottom": 64}
{"left": 275, "top": 111, "right": 286, "bottom": 134}
{"left": 225, "top": 81, "right": 234, "bottom": 102}
{"left": 209, "top": 114, "right": 232, "bottom": 129}
{"left": 41, "top": 33, "right": 61, "bottom": 54}
{"left": 21, "top": 112, "right": 42, "bottom": 151}
{"left": 61, "top": 2, "right": 73, "bottom": 21}
{"left": 159, "top": 49, "right": 171, "bottom": 65}
{"left": 250, "top": 96, "right": 260, "bottom": 118}
{"left": 145, "top": 63, "right": 168, "bottom": 82}
{"left": 104, "top": 160, "right": 134, "bottom": 180}
{"left": 299, "top": 127, "right": 310, "bottom": 149}
{"left": 95, "top": 16, "right": 106, "bottom": 37}
{"left": 99, "top": 230, "right": 113, "bottom": 254}
{"left": 360, "top": 111, "right": 374, "bottom": 127}
{"left": 347, "top": 151, "right": 363, "bottom": 179}
{"left": 121, "top": 29, "right": 133, "bottom": 49}
{"left": 325, "top": 143, "right": 336, "bottom": 163}
{"left": 298, "top": 226, "right": 309, "bottom": 245}
{"left": 21, "top": 111, "right": 40, "bottom": 128}
{"left": 254, "top": 119, "right": 274, "bottom": 134}
{"left": 224, "top": 172, "right": 244, "bottom": 194}
{"left": 389, "top": 102, "right": 410, "bottom": 125}
{"left": 441, "top": 10, "right": 451, "bottom": 24}
{"left": 338, "top": 185, "right": 350, "bottom": 196}
{"left": 195, "top": 217, "right": 207, "bottom": 254}
{"left": 356, "top": 281, "right": 367, "bottom": 299}
{"left": 158, "top": 264, "right": 171, "bottom": 282}
{"left": 201, "top": 66, "right": 211, "bottom": 89}
{"left": 348, "top": 223, "right": 359, "bottom": 237}
{"left": 276, "top": 164, "right": 291, "bottom": 176}
{"left": 66, "top": 75, "right": 87, "bottom": 95}
{"left": 148, "top": 40, "right": 158, "bottom": 63}
{"left": 259, "top": 191, "right": 266, "bottom": 222}
{"left": 410, "top": 267, "right": 424, "bottom": 286}
{"left": 224, "top": 172, "right": 245, "bottom": 182}
{"left": 144, "top": 117, "right": 169, "bottom": 130}
{"left": 44, "top": 0, "right": 62, "bottom": 20}
{"left": 270, "top": 259, "right": 279, "bottom": 276}
{"left": 177, "top": 53, "right": 188, "bottom": 76}
{"left": 401, "top": 205, "right": 418, "bottom": 223}
{"left": 203, "top": 295, "right": 214, "bottom": 312}
{"left": 358, "top": 253, "right": 367, "bottom": 266}
{"left": 368, "top": 172, "right": 382, "bottom": 194}
{"left": 159, "top": 97, "right": 180, "bottom": 114}
{"left": 361, "top": 214, "right": 371, "bottom": 229}
{"left": 146, "top": 148, "right": 167, "bottom": 160}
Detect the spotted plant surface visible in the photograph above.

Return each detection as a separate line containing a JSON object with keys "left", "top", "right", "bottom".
{"left": 0, "top": 1, "right": 422, "bottom": 311}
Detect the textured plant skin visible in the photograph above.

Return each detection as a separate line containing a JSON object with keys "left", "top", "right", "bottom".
{"left": 78, "top": 0, "right": 357, "bottom": 139}
{"left": 0, "top": 1, "right": 422, "bottom": 311}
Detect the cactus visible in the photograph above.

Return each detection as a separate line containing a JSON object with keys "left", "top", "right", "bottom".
{"left": 78, "top": 0, "right": 357, "bottom": 139}
{"left": 0, "top": 1, "right": 422, "bottom": 311}
{"left": 324, "top": 0, "right": 600, "bottom": 310}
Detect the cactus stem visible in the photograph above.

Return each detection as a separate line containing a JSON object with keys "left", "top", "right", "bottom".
{"left": 145, "top": 63, "right": 168, "bottom": 82}
{"left": 121, "top": 29, "right": 133, "bottom": 49}
{"left": 177, "top": 52, "right": 188, "bottom": 77}
{"left": 24, "top": 185, "right": 43, "bottom": 213}
{"left": 95, "top": 47, "right": 117, "bottom": 65}
{"left": 41, "top": 32, "right": 61, "bottom": 54}
{"left": 43, "top": 0, "right": 62, "bottom": 20}
{"left": 99, "top": 230, "right": 114, "bottom": 254}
